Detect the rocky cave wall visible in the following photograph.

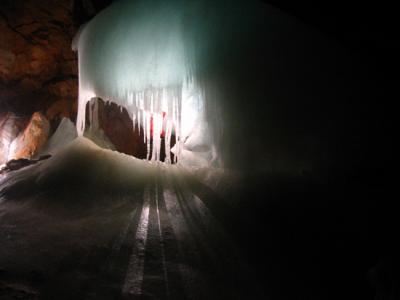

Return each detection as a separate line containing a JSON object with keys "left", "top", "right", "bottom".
{"left": 0, "top": 0, "right": 77, "bottom": 163}
{"left": 0, "top": 0, "right": 146, "bottom": 164}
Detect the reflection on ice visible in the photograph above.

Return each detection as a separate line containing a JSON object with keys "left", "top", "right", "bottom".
{"left": 123, "top": 188, "right": 150, "bottom": 296}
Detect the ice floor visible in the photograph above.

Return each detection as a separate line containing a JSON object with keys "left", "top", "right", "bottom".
{"left": 0, "top": 137, "right": 394, "bottom": 300}
{"left": 0, "top": 172, "right": 256, "bottom": 299}
{"left": 0, "top": 139, "right": 261, "bottom": 299}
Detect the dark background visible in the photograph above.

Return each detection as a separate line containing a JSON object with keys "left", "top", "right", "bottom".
{"left": 242, "top": 1, "right": 399, "bottom": 299}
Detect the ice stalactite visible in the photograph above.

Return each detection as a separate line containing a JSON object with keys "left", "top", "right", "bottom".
{"left": 128, "top": 86, "right": 183, "bottom": 162}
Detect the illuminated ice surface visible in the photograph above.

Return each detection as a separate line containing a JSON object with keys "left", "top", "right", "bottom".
{"left": 75, "top": 0, "right": 203, "bottom": 164}
{"left": 74, "top": 0, "right": 348, "bottom": 172}
{"left": 73, "top": 0, "right": 268, "bottom": 167}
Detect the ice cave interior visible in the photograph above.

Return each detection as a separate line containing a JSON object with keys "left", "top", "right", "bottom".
{"left": 0, "top": 0, "right": 396, "bottom": 299}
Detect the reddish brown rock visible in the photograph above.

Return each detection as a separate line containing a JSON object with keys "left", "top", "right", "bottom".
{"left": 0, "top": 48, "right": 16, "bottom": 75}
{"left": 0, "top": 0, "right": 114, "bottom": 116}
{"left": 85, "top": 98, "right": 147, "bottom": 159}
{"left": 10, "top": 112, "right": 50, "bottom": 160}
{"left": 1, "top": 0, "right": 136, "bottom": 163}
{"left": 46, "top": 98, "right": 78, "bottom": 121}
{"left": 83, "top": 98, "right": 177, "bottom": 161}
{"left": 0, "top": 112, "right": 29, "bottom": 164}
{"left": 0, "top": 0, "right": 78, "bottom": 115}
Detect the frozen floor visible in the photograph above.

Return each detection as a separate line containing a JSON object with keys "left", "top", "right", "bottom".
{"left": 0, "top": 138, "right": 392, "bottom": 299}
{"left": 0, "top": 165, "right": 260, "bottom": 299}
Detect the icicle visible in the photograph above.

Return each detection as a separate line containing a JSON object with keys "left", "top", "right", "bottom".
{"left": 128, "top": 93, "right": 133, "bottom": 106}
{"left": 164, "top": 120, "right": 172, "bottom": 164}
{"left": 151, "top": 113, "right": 157, "bottom": 161}
{"left": 131, "top": 103, "right": 136, "bottom": 133}
{"left": 153, "top": 113, "right": 162, "bottom": 162}
{"left": 76, "top": 95, "right": 87, "bottom": 136}
{"left": 139, "top": 110, "right": 142, "bottom": 142}
{"left": 77, "top": 80, "right": 187, "bottom": 163}
{"left": 143, "top": 110, "right": 147, "bottom": 144}
{"left": 156, "top": 113, "right": 162, "bottom": 161}
{"left": 146, "top": 111, "right": 151, "bottom": 160}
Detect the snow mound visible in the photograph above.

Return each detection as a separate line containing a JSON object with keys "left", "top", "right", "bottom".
{"left": 0, "top": 137, "right": 159, "bottom": 199}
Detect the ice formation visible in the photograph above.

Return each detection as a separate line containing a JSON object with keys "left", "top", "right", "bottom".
{"left": 74, "top": 0, "right": 347, "bottom": 171}
{"left": 73, "top": 0, "right": 268, "bottom": 166}
{"left": 74, "top": 0, "right": 205, "bottom": 164}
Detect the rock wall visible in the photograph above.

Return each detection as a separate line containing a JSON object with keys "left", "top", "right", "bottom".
{"left": 0, "top": 0, "right": 123, "bottom": 163}
{"left": 0, "top": 112, "right": 29, "bottom": 164}
{"left": 0, "top": 0, "right": 81, "bottom": 163}
{"left": 0, "top": 0, "right": 79, "bottom": 117}
{"left": 95, "top": 99, "right": 147, "bottom": 158}
{"left": 0, "top": 0, "right": 178, "bottom": 163}
{"left": 10, "top": 112, "right": 50, "bottom": 160}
